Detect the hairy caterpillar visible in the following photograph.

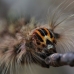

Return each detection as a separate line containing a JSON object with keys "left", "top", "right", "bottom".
{"left": 0, "top": 0, "right": 74, "bottom": 74}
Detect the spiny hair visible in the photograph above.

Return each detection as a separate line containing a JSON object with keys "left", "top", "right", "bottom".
{"left": 0, "top": 0, "right": 74, "bottom": 74}
{"left": 0, "top": 18, "right": 50, "bottom": 74}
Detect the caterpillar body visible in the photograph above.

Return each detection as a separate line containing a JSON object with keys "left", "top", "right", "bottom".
{"left": 0, "top": 0, "right": 74, "bottom": 74}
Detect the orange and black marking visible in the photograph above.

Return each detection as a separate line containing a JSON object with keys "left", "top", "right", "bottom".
{"left": 32, "top": 28, "right": 56, "bottom": 49}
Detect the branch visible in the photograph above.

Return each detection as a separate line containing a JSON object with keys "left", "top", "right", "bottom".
{"left": 45, "top": 52, "right": 74, "bottom": 67}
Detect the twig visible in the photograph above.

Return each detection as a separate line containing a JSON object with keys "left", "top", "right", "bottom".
{"left": 45, "top": 52, "right": 74, "bottom": 67}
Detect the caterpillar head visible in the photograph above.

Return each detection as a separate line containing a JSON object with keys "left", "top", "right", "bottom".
{"left": 26, "top": 27, "right": 60, "bottom": 57}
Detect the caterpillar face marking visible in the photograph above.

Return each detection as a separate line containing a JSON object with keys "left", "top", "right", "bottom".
{"left": 31, "top": 28, "right": 57, "bottom": 54}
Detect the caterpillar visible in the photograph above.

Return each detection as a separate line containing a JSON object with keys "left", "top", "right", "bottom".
{"left": 0, "top": 0, "right": 74, "bottom": 74}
